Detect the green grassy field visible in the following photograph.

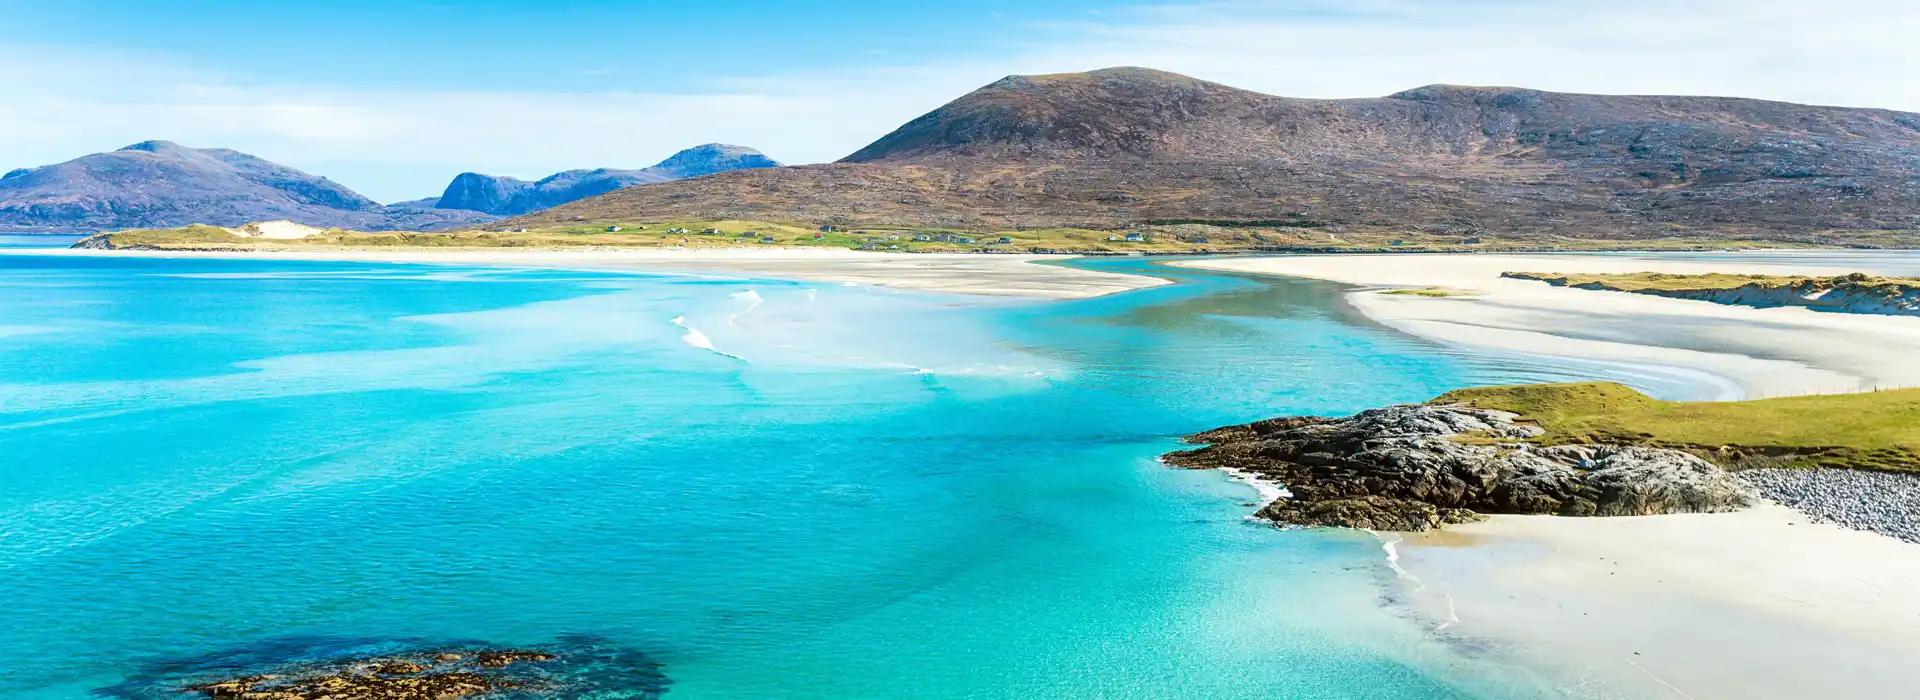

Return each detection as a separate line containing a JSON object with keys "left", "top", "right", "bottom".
{"left": 1434, "top": 382, "right": 1920, "bottom": 472}
{"left": 1502, "top": 270, "right": 1918, "bottom": 292}
{"left": 80, "top": 220, "right": 1840, "bottom": 255}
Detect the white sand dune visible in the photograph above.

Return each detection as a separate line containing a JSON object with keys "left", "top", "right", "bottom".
{"left": 14, "top": 247, "right": 1167, "bottom": 299}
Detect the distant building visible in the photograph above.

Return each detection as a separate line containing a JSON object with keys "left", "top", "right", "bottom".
{"left": 996, "top": 236, "right": 1013, "bottom": 244}
{"left": 1123, "top": 233, "right": 1146, "bottom": 242}
{"left": 1389, "top": 239, "right": 1406, "bottom": 246}
{"left": 509, "top": 227, "right": 528, "bottom": 233}
{"left": 819, "top": 225, "right": 837, "bottom": 232}
{"left": 1107, "top": 234, "right": 1121, "bottom": 241}
{"left": 758, "top": 236, "right": 777, "bottom": 244}
{"left": 606, "top": 225, "right": 622, "bottom": 232}
{"left": 1461, "top": 236, "right": 1483, "bottom": 244}
{"left": 914, "top": 234, "right": 932, "bottom": 241}
{"left": 702, "top": 228, "right": 720, "bottom": 234}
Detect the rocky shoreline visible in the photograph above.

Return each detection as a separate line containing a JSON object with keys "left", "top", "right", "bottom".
{"left": 1738, "top": 468, "right": 1920, "bottom": 543}
{"left": 1165, "top": 403, "right": 1754, "bottom": 531}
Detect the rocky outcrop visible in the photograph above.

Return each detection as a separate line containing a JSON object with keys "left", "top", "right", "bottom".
{"left": 185, "top": 649, "right": 554, "bottom": 699}
{"left": 1166, "top": 403, "right": 1754, "bottom": 531}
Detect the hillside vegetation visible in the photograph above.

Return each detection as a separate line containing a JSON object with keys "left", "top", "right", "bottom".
{"left": 501, "top": 67, "right": 1920, "bottom": 246}
{"left": 75, "top": 221, "right": 1814, "bottom": 254}
{"left": 1435, "top": 382, "right": 1920, "bottom": 472}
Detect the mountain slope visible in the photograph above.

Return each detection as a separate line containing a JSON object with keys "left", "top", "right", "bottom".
{"left": 0, "top": 141, "right": 494, "bottom": 233}
{"left": 505, "top": 68, "right": 1920, "bottom": 243}
{"left": 432, "top": 144, "right": 779, "bottom": 216}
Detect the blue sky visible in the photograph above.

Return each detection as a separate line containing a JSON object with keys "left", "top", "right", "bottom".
{"left": 3, "top": 0, "right": 1915, "bottom": 202}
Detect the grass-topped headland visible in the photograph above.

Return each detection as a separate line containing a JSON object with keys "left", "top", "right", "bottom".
{"left": 1434, "top": 382, "right": 1920, "bottom": 472}
{"left": 1500, "top": 270, "right": 1920, "bottom": 316}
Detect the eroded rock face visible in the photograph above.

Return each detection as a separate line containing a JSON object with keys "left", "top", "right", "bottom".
{"left": 1167, "top": 404, "right": 1754, "bottom": 531}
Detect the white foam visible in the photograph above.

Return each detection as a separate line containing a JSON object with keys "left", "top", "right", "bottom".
{"left": 1220, "top": 467, "right": 1290, "bottom": 508}
{"left": 728, "top": 289, "right": 765, "bottom": 326}
{"left": 671, "top": 316, "right": 747, "bottom": 362}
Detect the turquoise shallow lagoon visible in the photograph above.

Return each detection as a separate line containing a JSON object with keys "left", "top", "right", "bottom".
{"left": 0, "top": 250, "right": 1718, "bottom": 698}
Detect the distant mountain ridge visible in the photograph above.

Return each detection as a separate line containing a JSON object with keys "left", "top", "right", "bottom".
{"left": 0, "top": 141, "right": 780, "bottom": 233}
{"left": 432, "top": 144, "right": 780, "bottom": 216}
{"left": 507, "top": 67, "right": 1920, "bottom": 244}
{"left": 0, "top": 141, "right": 495, "bottom": 233}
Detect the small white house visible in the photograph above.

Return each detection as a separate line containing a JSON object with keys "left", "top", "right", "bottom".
{"left": 606, "top": 225, "right": 622, "bottom": 232}
{"left": 1123, "top": 233, "right": 1145, "bottom": 242}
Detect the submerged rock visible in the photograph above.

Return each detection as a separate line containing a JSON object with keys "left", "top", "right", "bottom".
{"left": 185, "top": 649, "right": 551, "bottom": 699}
{"left": 97, "top": 634, "right": 666, "bottom": 700}
{"left": 1167, "top": 403, "right": 1754, "bottom": 531}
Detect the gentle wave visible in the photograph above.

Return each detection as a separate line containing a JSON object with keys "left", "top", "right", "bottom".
{"left": 671, "top": 316, "right": 747, "bottom": 362}
{"left": 728, "top": 289, "right": 764, "bottom": 326}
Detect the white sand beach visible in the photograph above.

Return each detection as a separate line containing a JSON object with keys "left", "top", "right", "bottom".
{"left": 1395, "top": 506, "right": 1920, "bottom": 699}
{"left": 1175, "top": 254, "right": 1920, "bottom": 398}
{"left": 14, "top": 247, "right": 1166, "bottom": 300}
{"left": 1181, "top": 253, "right": 1920, "bottom": 697}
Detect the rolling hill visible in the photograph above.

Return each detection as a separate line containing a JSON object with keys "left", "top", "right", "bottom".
{"left": 1, "top": 141, "right": 780, "bottom": 234}
{"left": 0, "top": 141, "right": 496, "bottom": 233}
{"left": 500, "top": 67, "right": 1920, "bottom": 245}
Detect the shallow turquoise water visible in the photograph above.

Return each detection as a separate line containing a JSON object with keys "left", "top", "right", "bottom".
{"left": 0, "top": 252, "right": 1709, "bottom": 698}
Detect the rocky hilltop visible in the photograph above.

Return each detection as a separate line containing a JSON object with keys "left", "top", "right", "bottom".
{"left": 506, "top": 67, "right": 1920, "bottom": 245}
{"left": 1166, "top": 402, "right": 1754, "bottom": 531}
{"left": 433, "top": 144, "right": 779, "bottom": 216}
{"left": 0, "top": 141, "right": 495, "bottom": 233}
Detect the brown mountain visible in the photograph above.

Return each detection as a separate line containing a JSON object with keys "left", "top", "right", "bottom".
{"left": 501, "top": 67, "right": 1920, "bottom": 243}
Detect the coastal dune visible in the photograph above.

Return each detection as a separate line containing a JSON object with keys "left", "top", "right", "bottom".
{"left": 1175, "top": 254, "right": 1920, "bottom": 398}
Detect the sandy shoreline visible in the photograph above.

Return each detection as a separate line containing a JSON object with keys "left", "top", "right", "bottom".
{"left": 1178, "top": 253, "right": 1920, "bottom": 698}
{"left": 5, "top": 247, "right": 1168, "bottom": 300}
{"left": 1395, "top": 507, "right": 1920, "bottom": 699}
{"left": 1174, "top": 253, "right": 1920, "bottom": 398}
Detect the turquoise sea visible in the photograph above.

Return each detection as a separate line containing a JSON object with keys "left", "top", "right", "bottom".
{"left": 0, "top": 241, "right": 1760, "bottom": 698}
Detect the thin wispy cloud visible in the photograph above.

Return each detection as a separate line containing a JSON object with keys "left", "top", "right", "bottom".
{"left": 1, "top": 0, "right": 1913, "bottom": 201}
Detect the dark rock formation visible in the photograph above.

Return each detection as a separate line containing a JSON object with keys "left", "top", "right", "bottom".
{"left": 0, "top": 141, "right": 497, "bottom": 233}
{"left": 431, "top": 144, "right": 780, "bottom": 216}
{"left": 1166, "top": 403, "right": 1754, "bottom": 531}
{"left": 183, "top": 649, "right": 551, "bottom": 699}
{"left": 510, "top": 67, "right": 1920, "bottom": 245}
{"left": 97, "top": 635, "right": 668, "bottom": 700}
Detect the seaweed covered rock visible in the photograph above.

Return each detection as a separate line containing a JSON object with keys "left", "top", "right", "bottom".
{"left": 1166, "top": 403, "right": 1754, "bottom": 531}
{"left": 184, "top": 650, "right": 554, "bottom": 699}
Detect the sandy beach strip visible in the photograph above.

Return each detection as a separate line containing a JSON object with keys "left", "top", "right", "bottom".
{"left": 1174, "top": 254, "right": 1920, "bottom": 398}
{"left": 1393, "top": 506, "right": 1920, "bottom": 699}
{"left": 1179, "top": 252, "right": 1920, "bottom": 697}
{"left": 8, "top": 247, "right": 1168, "bottom": 300}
